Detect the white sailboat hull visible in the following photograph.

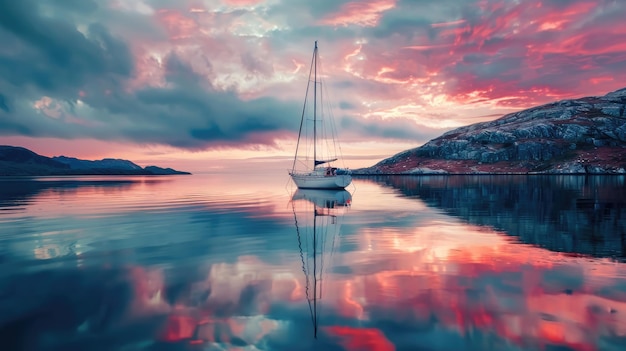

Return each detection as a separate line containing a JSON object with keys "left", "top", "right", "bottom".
{"left": 290, "top": 172, "right": 352, "bottom": 189}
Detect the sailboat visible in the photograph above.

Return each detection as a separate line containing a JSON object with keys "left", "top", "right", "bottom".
{"left": 290, "top": 41, "right": 352, "bottom": 189}
{"left": 291, "top": 188, "right": 351, "bottom": 338}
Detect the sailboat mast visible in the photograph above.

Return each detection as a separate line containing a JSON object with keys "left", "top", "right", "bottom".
{"left": 313, "top": 40, "right": 317, "bottom": 169}
{"left": 313, "top": 207, "right": 318, "bottom": 338}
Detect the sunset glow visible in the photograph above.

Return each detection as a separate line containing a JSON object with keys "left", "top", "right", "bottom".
{"left": 1, "top": 0, "right": 625, "bottom": 169}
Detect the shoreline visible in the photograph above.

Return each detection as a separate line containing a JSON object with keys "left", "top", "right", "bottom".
{"left": 351, "top": 171, "right": 626, "bottom": 176}
{"left": 0, "top": 172, "right": 191, "bottom": 177}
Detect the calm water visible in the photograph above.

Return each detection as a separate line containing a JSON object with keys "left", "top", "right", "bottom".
{"left": 1, "top": 169, "right": 626, "bottom": 351}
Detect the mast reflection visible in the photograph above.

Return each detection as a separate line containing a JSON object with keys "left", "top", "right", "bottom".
{"left": 290, "top": 189, "right": 351, "bottom": 339}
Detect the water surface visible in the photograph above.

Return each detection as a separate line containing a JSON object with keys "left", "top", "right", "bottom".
{"left": 1, "top": 170, "right": 625, "bottom": 350}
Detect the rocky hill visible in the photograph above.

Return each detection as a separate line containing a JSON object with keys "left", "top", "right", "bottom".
{"left": 52, "top": 156, "right": 144, "bottom": 171}
{"left": 358, "top": 87, "right": 626, "bottom": 174}
{"left": 0, "top": 146, "right": 190, "bottom": 176}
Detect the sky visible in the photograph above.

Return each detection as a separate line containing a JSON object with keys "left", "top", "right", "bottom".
{"left": 1, "top": 0, "right": 626, "bottom": 171}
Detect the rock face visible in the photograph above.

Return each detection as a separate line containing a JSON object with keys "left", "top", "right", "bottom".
{"left": 359, "top": 87, "right": 626, "bottom": 174}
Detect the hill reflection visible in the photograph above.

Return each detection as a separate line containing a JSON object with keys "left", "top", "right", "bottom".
{"left": 0, "top": 178, "right": 149, "bottom": 209}
{"left": 369, "top": 175, "right": 626, "bottom": 259}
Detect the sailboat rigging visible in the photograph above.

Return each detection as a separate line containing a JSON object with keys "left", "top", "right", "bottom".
{"left": 290, "top": 41, "right": 352, "bottom": 189}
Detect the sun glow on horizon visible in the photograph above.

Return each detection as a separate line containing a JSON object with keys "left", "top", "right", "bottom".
{"left": 1, "top": 0, "right": 625, "bottom": 167}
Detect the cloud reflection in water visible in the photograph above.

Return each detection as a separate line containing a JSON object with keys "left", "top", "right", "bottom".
{"left": 0, "top": 174, "right": 625, "bottom": 350}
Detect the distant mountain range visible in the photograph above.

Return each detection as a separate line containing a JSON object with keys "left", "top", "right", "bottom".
{"left": 357, "top": 87, "right": 626, "bottom": 175}
{"left": 0, "top": 146, "right": 190, "bottom": 176}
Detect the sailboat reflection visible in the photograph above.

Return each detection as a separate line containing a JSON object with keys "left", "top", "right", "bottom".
{"left": 290, "top": 189, "right": 352, "bottom": 339}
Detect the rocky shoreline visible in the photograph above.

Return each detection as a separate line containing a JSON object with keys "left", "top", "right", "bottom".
{"left": 356, "top": 87, "right": 626, "bottom": 175}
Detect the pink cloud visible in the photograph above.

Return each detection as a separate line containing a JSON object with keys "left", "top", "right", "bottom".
{"left": 156, "top": 9, "right": 200, "bottom": 40}
{"left": 589, "top": 76, "right": 614, "bottom": 85}
{"left": 403, "top": 44, "right": 450, "bottom": 51}
{"left": 430, "top": 19, "right": 466, "bottom": 28}
{"left": 2, "top": 0, "right": 625, "bottom": 157}
{"left": 93, "top": 0, "right": 626, "bottom": 162}
{"left": 320, "top": 0, "right": 396, "bottom": 27}
{"left": 70, "top": 0, "right": 626, "bottom": 148}
{"left": 139, "top": 55, "right": 165, "bottom": 85}
{"left": 222, "top": 0, "right": 263, "bottom": 5}
{"left": 411, "top": 0, "right": 626, "bottom": 107}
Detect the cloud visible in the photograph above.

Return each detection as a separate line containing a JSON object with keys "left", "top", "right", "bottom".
{"left": 428, "top": 0, "right": 626, "bottom": 104}
{"left": 0, "top": 0, "right": 133, "bottom": 99}
{"left": 0, "top": 0, "right": 625, "bottom": 153}
{"left": 334, "top": 0, "right": 626, "bottom": 108}
{"left": 319, "top": 0, "right": 397, "bottom": 27}
{"left": 340, "top": 115, "right": 444, "bottom": 143}
{"left": 15, "top": 54, "right": 303, "bottom": 148}
{"left": 0, "top": 0, "right": 302, "bottom": 149}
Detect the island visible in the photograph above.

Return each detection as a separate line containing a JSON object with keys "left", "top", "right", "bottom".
{"left": 0, "top": 146, "right": 191, "bottom": 176}
{"left": 356, "top": 87, "right": 626, "bottom": 175}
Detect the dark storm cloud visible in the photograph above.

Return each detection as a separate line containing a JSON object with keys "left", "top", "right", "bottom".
{"left": 130, "top": 89, "right": 301, "bottom": 148}
{"left": 0, "top": 0, "right": 133, "bottom": 97}
{"left": 340, "top": 115, "right": 443, "bottom": 142}
{"left": 0, "top": 0, "right": 429, "bottom": 150}
{"left": 366, "top": 0, "right": 466, "bottom": 40}
{"left": 119, "top": 54, "right": 301, "bottom": 147}
{"left": 85, "top": 54, "right": 301, "bottom": 148}
{"left": 0, "top": 0, "right": 303, "bottom": 149}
